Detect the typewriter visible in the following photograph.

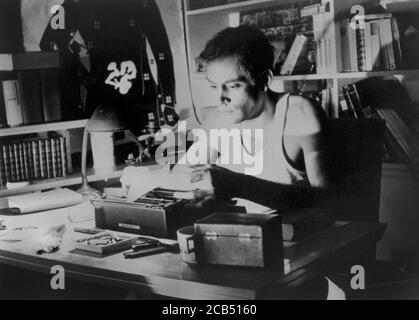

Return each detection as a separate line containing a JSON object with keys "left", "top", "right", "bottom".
{"left": 94, "top": 188, "right": 245, "bottom": 239}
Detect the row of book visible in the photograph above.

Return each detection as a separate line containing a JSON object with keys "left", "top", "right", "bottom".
{"left": 337, "top": 78, "right": 419, "bottom": 164}
{"left": 302, "top": 88, "right": 333, "bottom": 118}
{"left": 239, "top": 1, "right": 336, "bottom": 75}
{"left": 0, "top": 70, "right": 62, "bottom": 128}
{"left": 339, "top": 84, "right": 373, "bottom": 119}
{"left": 339, "top": 13, "right": 417, "bottom": 72}
{"left": 0, "top": 136, "right": 68, "bottom": 187}
{"left": 377, "top": 107, "right": 419, "bottom": 165}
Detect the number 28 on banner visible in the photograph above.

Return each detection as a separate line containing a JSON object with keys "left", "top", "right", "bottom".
{"left": 350, "top": 5, "right": 365, "bottom": 30}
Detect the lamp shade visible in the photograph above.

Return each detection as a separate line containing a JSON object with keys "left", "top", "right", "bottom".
{"left": 86, "top": 102, "right": 129, "bottom": 132}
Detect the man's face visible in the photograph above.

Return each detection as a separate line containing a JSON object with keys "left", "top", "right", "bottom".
{"left": 205, "top": 57, "right": 262, "bottom": 124}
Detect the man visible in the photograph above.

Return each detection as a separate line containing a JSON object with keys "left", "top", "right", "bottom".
{"left": 174, "top": 26, "right": 333, "bottom": 211}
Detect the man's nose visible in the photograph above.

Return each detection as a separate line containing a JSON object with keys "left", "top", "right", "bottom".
{"left": 219, "top": 88, "right": 231, "bottom": 105}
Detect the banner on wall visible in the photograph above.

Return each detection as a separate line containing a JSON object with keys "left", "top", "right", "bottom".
{"left": 21, "top": 0, "right": 193, "bottom": 131}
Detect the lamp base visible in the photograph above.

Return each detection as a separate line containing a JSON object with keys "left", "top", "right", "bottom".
{"left": 77, "top": 183, "right": 103, "bottom": 200}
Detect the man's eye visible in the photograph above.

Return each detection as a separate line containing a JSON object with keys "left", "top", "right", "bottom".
{"left": 228, "top": 83, "right": 241, "bottom": 89}
{"left": 209, "top": 84, "right": 217, "bottom": 90}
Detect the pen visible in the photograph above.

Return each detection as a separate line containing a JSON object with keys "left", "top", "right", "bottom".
{"left": 123, "top": 246, "right": 168, "bottom": 259}
{"left": 73, "top": 227, "right": 105, "bottom": 235}
{"left": 131, "top": 241, "right": 159, "bottom": 251}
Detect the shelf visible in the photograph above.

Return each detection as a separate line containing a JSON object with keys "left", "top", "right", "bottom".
{"left": 0, "top": 119, "right": 88, "bottom": 137}
{"left": 187, "top": 0, "right": 292, "bottom": 16}
{"left": 0, "top": 164, "right": 128, "bottom": 197}
{"left": 380, "top": 0, "right": 419, "bottom": 12}
{"left": 192, "top": 72, "right": 335, "bottom": 82}
{"left": 0, "top": 52, "right": 60, "bottom": 71}
{"left": 337, "top": 69, "right": 419, "bottom": 79}
{"left": 192, "top": 69, "right": 419, "bottom": 82}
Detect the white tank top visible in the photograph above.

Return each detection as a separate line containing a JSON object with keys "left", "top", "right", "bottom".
{"left": 216, "top": 94, "right": 309, "bottom": 186}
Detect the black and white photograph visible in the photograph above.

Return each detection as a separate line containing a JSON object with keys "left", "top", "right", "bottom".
{"left": 0, "top": 0, "right": 419, "bottom": 303}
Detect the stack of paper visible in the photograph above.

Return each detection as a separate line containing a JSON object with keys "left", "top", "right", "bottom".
{"left": 7, "top": 188, "right": 83, "bottom": 213}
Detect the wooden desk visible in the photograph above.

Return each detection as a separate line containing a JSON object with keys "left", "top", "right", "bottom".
{"left": 0, "top": 202, "right": 385, "bottom": 299}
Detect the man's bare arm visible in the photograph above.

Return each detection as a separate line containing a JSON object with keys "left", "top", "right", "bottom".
{"left": 207, "top": 96, "right": 334, "bottom": 210}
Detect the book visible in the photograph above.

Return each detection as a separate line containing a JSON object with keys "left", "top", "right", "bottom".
{"left": 364, "top": 22, "right": 373, "bottom": 71}
{"left": 280, "top": 33, "right": 308, "bottom": 75}
{"left": 55, "top": 137, "right": 63, "bottom": 177}
{"left": 18, "top": 143, "right": 26, "bottom": 181}
{"left": 377, "top": 108, "right": 419, "bottom": 164}
{"left": 2, "top": 80, "right": 23, "bottom": 127}
{"left": 18, "top": 71, "right": 44, "bottom": 125}
{"left": 339, "top": 19, "right": 358, "bottom": 72}
{"left": 24, "top": 141, "right": 34, "bottom": 180}
{"left": 45, "top": 139, "right": 53, "bottom": 179}
{"left": 51, "top": 138, "right": 57, "bottom": 178}
{"left": 32, "top": 140, "right": 40, "bottom": 180}
{"left": 347, "top": 84, "right": 373, "bottom": 118}
{"left": 281, "top": 208, "right": 336, "bottom": 242}
{"left": 379, "top": 18, "right": 396, "bottom": 71}
{"left": 10, "top": 52, "right": 60, "bottom": 70}
{"left": 370, "top": 20, "right": 382, "bottom": 70}
{"left": 2, "top": 145, "right": 11, "bottom": 183}
{"left": 8, "top": 144, "right": 16, "bottom": 182}
{"left": 313, "top": 13, "right": 326, "bottom": 73}
{"left": 338, "top": 92, "right": 352, "bottom": 118}
{"left": 232, "top": 199, "right": 336, "bottom": 242}
{"left": 12, "top": 143, "right": 21, "bottom": 182}
{"left": 0, "top": 148, "right": 5, "bottom": 187}
{"left": 38, "top": 139, "right": 47, "bottom": 179}
{"left": 59, "top": 136, "right": 68, "bottom": 176}
{"left": 342, "top": 86, "right": 358, "bottom": 119}
{"left": 40, "top": 69, "right": 62, "bottom": 122}
{"left": 0, "top": 85, "right": 7, "bottom": 128}
{"left": 355, "top": 26, "right": 367, "bottom": 71}
{"left": 391, "top": 17, "right": 403, "bottom": 69}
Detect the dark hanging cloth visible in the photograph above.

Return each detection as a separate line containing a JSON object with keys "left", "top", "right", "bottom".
{"left": 40, "top": 0, "right": 179, "bottom": 135}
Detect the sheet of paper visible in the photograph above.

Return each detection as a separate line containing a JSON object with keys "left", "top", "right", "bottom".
{"left": 233, "top": 198, "right": 276, "bottom": 214}
{"left": 7, "top": 188, "right": 83, "bottom": 214}
{"left": 121, "top": 165, "right": 203, "bottom": 201}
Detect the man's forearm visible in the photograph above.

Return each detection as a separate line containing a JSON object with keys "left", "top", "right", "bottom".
{"left": 214, "top": 170, "right": 332, "bottom": 211}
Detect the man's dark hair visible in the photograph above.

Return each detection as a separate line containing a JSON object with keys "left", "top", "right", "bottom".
{"left": 199, "top": 26, "right": 274, "bottom": 86}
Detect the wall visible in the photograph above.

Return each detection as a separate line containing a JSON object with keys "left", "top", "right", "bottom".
{"left": 378, "top": 166, "right": 419, "bottom": 272}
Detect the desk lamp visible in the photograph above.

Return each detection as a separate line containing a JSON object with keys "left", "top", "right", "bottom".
{"left": 77, "top": 102, "right": 130, "bottom": 199}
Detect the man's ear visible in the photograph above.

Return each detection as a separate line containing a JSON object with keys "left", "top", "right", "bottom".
{"left": 258, "top": 70, "right": 274, "bottom": 91}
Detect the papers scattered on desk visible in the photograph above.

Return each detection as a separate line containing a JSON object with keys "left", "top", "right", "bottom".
{"left": 7, "top": 188, "right": 83, "bottom": 214}
{"left": 120, "top": 165, "right": 209, "bottom": 201}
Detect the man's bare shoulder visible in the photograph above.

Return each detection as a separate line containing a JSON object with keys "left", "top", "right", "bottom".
{"left": 285, "top": 95, "right": 327, "bottom": 136}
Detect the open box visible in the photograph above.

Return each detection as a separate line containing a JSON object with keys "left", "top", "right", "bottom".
{"left": 75, "top": 231, "right": 138, "bottom": 255}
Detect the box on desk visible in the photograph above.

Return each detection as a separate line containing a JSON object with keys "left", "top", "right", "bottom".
{"left": 194, "top": 212, "right": 284, "bottom": 270}
{"left": 94, "top": 188, "right": 246, "bottom": 240}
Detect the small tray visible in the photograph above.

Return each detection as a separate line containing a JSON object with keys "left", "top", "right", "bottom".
{"left": 75, "top": 231, "right": 138, "bottom": 254}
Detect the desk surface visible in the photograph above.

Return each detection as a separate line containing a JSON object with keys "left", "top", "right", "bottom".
{"left": 0, "top": 202, "right": 385, "bottom": 300}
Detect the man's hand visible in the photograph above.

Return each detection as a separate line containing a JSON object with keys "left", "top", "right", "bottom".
{"left": 172, "top": 164, "right": 236, "bottom": 200}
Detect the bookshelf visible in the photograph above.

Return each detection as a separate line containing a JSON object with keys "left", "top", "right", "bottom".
{"left": 0, "top": 52, "right": 91, "bottom": 197}
{"left": 0, "top": 119, "right": 87, "bottom": 137}
{"left": 0, "top": 164, "right": 127, "bottom": 198}
{"left": 0, "top": 52, "right": 60, "bottom": 71}
{"left": 183, "top": 0, "right": 419, "bottom": 166}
